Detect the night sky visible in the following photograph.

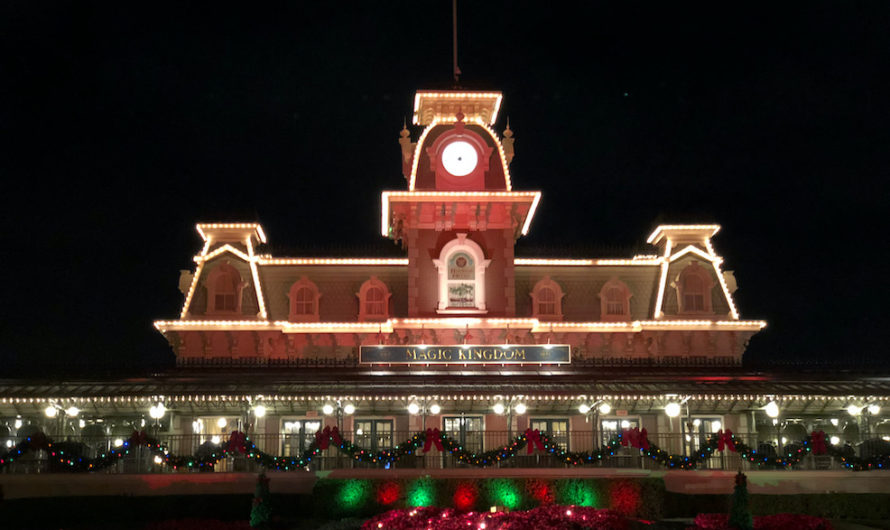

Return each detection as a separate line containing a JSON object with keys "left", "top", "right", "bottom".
{"left": 3, "top": 2, "right": 889, "bottom": 375}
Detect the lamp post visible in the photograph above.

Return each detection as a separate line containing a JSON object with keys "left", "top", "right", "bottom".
{"left": 765, "top": 400, "right": 781, "bottom": 453}
{"left": 579, "top": 400, "right": 611, "bottom": 448}
{"left": 494, "top": 397, "right": 527, "bottom": 441}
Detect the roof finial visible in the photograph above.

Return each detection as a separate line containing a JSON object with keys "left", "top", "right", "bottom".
{"left": 452, "top": 0, "right": 462, "bottom": 87}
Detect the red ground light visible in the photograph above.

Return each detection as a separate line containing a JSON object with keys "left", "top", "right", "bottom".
{"left": 526, "top": 478, "right": 554, "bottom": 504}
{"left": 453, "top": 481, "right": 479, "bottom": 511}
{"left": 608, "top": 480, "right": 642, "bottom": 516}
{"left": 376, "top": 480, "right": 401, "bottom": 506}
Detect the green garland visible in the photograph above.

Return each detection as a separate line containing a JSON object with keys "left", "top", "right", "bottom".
{"left": 1, "top": 429, "right": 887, "bottom": 472}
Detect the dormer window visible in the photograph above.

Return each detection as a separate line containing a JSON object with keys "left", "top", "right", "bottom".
{"left": 358, "top": 277, "right": 391, "bottom": 321}
{"left": 206, "top": 262, "right": 244, "bottom": 315}
{"left": 599, "top": 278, "right": 631, "bottom": 321}
{"left": 676, "top": 262, "right": 714, "bottom": 314}
{"left": 530, "top": 277, "right": 564, "bottom": 320}
{"left": 432, "top": 234, "right": 491, "bottom": 314}
{"left": 288, "top": 277, "right": 321, "bottom": 322}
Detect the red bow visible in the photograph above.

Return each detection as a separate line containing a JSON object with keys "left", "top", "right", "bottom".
{"left": 314, "top": 426, "right": 343, "bottom": 450}
{"left": 620, "top": 427, "right": 650, "bottom": 450}
{"left": 423, "top": 428, "right": 444, "bottom": 453}
{"left": 129, "top": 430, "right": 149, "bottom": 446}
{"left": 227, "top": 431, "right": 247, "bottom": 454}
{"left": 525, "top": 428, "right": 545, "bottom": 454}
{"left": 810, "top": 430, "right": 828, "bottom": 455}
{"left": 717, "top": 429, "right": 736, "bottom": 452}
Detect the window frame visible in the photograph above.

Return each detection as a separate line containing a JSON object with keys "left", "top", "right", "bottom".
{"left": 287, "top": 276, "right": 321, "bottom": 322}
{"left": 598, "top": 277, "right": 632, "bottom": 321}
{"left": 357, "top": 276, "right": 392, "bottom": 322}
{"left": 205, "top": 262, "right": 245, "bottom": 316}
{"left": 530, "top": 277, "right": 565, "bottom": 320}
{"left": 432, "top": 234, "right": 491, "bottom": 314}
{"left": 675, "top": 261, "right": 714, "bottom": 315}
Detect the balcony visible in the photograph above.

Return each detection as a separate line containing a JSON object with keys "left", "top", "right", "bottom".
{"left": 3, "top": 430, "right": 885, "bottom": 474}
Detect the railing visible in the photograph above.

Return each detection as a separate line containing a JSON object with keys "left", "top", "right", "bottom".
{"left": 1, "top": 431, "right": 881, "bottom": 474}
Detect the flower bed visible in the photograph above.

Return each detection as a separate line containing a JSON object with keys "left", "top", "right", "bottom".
{"left": 692, "top": 513, "right": 833, "bottom": 529}
{"left": 361, "top": 505, "right": 628, "bottom": 530}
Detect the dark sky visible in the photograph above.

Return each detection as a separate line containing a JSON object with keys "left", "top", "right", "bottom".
{"left": 3, "top": 2, "right": 889, "bottom": 374}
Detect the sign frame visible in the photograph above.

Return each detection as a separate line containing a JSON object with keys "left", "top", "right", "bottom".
{"left": 359, "top": 344, "right": 571, "bottom": 365}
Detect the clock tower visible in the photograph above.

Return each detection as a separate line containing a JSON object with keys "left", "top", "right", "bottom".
{"left": 385, "top": 90, "right": 540, "bottom": 317}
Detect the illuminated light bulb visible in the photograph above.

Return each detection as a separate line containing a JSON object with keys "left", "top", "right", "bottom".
{"left": 692, "top": 419, "right": 701, "bottom": 427}
{"left": 620, "top": 420, "right": 631, "bottom": 429}
{"left": 514, "top": 403, "right": 527, "bottom": 415}
{"left": 846, "top": 404, "right": 862, "bottom": 416}
{"left": 665, "top": 402, "right": 681, "bottom": 418}
{"left": 429, "top": 404, "right": 441, "bottom": 415}
{"left": 217, "top": 417, "right": 227, "bottom": 429}
{"left": 867, "top": 404, "right": 880, "bottom": 415}
{"left": 254, "top": 405, "right": 267, "bottom": 418}
{"left": 14, "top": 419, "right": 22, "bottom": 429}
{"left": 830, "top": 418, "right": 839, "bottom": 427}
{"left": 5, "top": 440, "right": 12, "bottom": 448}
{"left": 830, "top": 436, "right": 840, "bottom": 445}
{"left": 211, "top": 435, "right": 221, "bottom": 444}
{"left": 781, "top": 437, "right": 787, "bottom": 444}
{"left": 65, "top": 407, "right": 79, "bottom": 417}
{"left": 407, "top": 402, "right": 420, "bottom": 415}
{"left": 114, "top": 438, "right": 123, "bottom": 447}
{"left": 578, "top": 404, "right": 591, "bottom": 414}
{"left": 493, "top": 403, "right": 506, "bottom": 415}
{"left": 712, "top": 420, "right": 722, "bottom": 432}
{"left": 343, "top": 404, "right": 355, "bottom": 415}
{"left": 765, "top": 401, "right": 780, "bottom": 418}
{"left": 322, "top": 404, "right": 335, "bottom": 415}
{"left": 598, "top": 403, "right": 611, "bottom": 415}
{"left": 153, "top": 455, "right": 163, "bottom": 464}
{"left": 78, "top": 419, "right": 86, "bottom": 428}
{"left": 45, "top": 406, "right": 57, "bottom": 418}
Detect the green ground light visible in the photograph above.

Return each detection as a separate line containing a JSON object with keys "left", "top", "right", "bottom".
{"left": 407, "top": 477, "right": 436, "bottom": 507}
{"left": 558, "top": 480, "right": 598, "bottom": 507}
{"left": 338, "top": 479, "right": 371, "bottom": 510}
{"left": 487, "top": 479, "right": 522, "bottom": 510}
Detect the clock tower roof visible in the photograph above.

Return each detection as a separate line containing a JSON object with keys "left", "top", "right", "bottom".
{"left": 413, "top": 90, "right": 503, "bottom": 126}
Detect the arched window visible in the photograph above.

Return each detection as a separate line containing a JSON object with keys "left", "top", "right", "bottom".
{"left": 676, "top": 262, "right": 714, "bottom": 314}
{"left": 598, "top": 278, "right": 632, "bottom": 321}
{"left": 432, "top": 234, "right": 491, "bottom": 314}
{"left": 206, "top": 262, "right": 244, "bottom": 315}
{"left": 530, "top": 277, "right": 565, "bottom": 320}
{"left": 357, "top": 277, "right": 391, "bottom": 321}
{"left": 288, "top": 277, "right": 321, "bottom": 322}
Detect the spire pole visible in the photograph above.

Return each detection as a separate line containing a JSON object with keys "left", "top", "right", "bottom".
{"left": 452, "top": 0, "right": 461, "bottom": 86}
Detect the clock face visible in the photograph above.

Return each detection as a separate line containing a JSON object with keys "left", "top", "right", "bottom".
{"left": 440, "top": 140, "right": 478, "bottom": 177}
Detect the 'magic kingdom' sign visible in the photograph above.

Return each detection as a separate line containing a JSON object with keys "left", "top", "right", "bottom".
{"left": 359, "top": 345, "right": 570, "bottom": 364}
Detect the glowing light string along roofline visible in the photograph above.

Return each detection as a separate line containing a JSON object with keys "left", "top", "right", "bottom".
{"left": 646, "top": 224, "right": 721, "bottom": 244}
{"left": 195, "top": 244, "right": 252, "bottom": 263}
{"left": 194, "top": 256, "right": 670, "bottom": 267}
{"left": 196, "top": 223, "right": 267, "bottom": 244}
{"left": 668, "top": 244, "right": 722, "bottom": 264}
{"left": 653, "top": 240, "right": 673, "bottom": 319}
{"left": 258, "top": 258, "right": 409, "bottom": 266}
{"left": 407, "top": 117, "right": 513, "bottom": 191}
{"left": 246, "top": 237, "right": 268, "bottom": 319}
{"left": 1, "top": 393, "right": 879, "bottom": 405}
{"left": 153, "top": 318, "right": 765, "bottom": 333}
{"left": 380, "top": 191, "right": 542, "bottom": 237}
{"left": 706, "top": 239, "right": 741, "bottom": 320}
{"left": 412, "top": 91, "right": 504, "bottom": 125}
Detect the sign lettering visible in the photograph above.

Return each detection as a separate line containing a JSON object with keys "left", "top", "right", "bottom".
{"left": 359, "top": 345, "right": 570, "bottom": 364}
